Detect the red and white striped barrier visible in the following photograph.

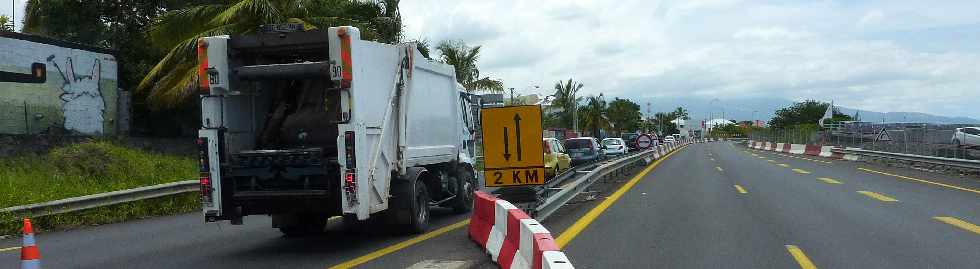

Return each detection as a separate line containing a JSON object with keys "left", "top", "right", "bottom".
{"left": 747, "top": 141, "right": 857, "bottom": 161}
{"left": 469, "top": 192, "right": 574, "bottom": 269}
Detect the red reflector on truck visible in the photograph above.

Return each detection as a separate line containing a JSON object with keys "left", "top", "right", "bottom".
{"left": 337, "top": 28, "right": 353, "bottom": 88}
{"left": 197, "top": 39, "right": 210, "bottom": 93}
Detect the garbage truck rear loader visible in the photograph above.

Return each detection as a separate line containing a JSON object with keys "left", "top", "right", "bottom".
{"left": 196, "top": 25, "right": 477, "bottom": 235}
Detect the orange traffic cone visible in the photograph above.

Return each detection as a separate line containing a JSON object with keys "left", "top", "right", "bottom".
{"left": 21, "top": 218, "right": 41, "bottom": 269}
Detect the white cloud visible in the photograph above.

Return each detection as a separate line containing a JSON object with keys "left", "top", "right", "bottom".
{"left": 858, "top": 10, "right": 885, "bottom": 27}
{"left": 401, "top": 0, "right": 980, "bottom": 119}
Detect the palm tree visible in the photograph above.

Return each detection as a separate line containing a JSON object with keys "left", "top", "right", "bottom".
{"left": 139, "top": 0, "right": 402, "bottom": 108}
{"left": 551, "top": 78, "right": 583, "bottom": 129}
{"left": 435, "top": 40, "right": 503, "bottom": 93}
{"left": 672, "top": 107, "right": 690, "bottom": 120}
{"left": 578, "top": 95, "right": 608, "bottom": 137}
{"left": 0, "top": 15, "right": 12, "bottom": 32}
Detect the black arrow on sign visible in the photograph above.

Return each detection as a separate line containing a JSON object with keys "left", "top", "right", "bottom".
{"left": 503, "top": 127, "right": 511, "bottom": 161}
{"left": 514, "top": 114, "right": 523, "bottom": 161}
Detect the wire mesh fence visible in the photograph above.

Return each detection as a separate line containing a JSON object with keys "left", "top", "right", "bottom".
{"left": 749, "top": 122, "right": 980, "bottom": 161}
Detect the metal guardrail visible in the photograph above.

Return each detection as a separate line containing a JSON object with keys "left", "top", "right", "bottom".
{"left": 0, "top": 141, "right": 697, "bottom": 221}
{"left": 835, "top": 148, "right": 980, "bottom": 171}
{"left": 2, "top": 180, "right": 198, "bottom": 218}
{"left": 532, "top": 141, "right": 688, "bottom": 220}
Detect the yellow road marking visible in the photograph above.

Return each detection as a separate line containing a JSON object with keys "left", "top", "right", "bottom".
{"left": 933, "top": 217, "right": 980, "bottom": 235}
{"left": 777, "top": 163, "right": 790, "bottom": 167}
{"left": 0, "top": 246, "right": 21, "bottom": 252}
{"left": 734, "top": 185, "right": 748, "bottom": 194}
{"left": 857, "top": 191, "right": 899, "bottom": 202}
{"left": 716, "top": 166, "right": 724, "bottom": 172}
{"left": 786, "top": 245, "right": 818, "bottom": 269}
{"left": 858, "top": 167, "right": 980, "bottom": 195}
{"left": 327, "top": 220, "right": 470, "bottom": 269}
{"left": 555, "top": 145, "right": 687, "bottom": 248}
{"left": 792, "top": 168, "right": 811, "bottom": 174}
{"left": 817, "top": 177, "right": 842, "bottom": 184}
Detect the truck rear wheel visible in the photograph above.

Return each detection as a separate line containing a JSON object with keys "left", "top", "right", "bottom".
{"left": 391, "top": 178, "right": 430, "bottom": 234}
{"left": 450, "top": 168, "right": 475, "bottom": 213}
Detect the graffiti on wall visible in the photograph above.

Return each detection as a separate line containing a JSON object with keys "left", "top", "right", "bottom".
{"left": 47, "top": 55, "right": 105, "bottom": 134}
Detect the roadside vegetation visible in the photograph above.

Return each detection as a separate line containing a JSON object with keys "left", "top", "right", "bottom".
{"left": 0, "top": 140, "right": 196, "bottom": 208}
{"left": 0, "top": 140, "right": 197, "bottom": 235}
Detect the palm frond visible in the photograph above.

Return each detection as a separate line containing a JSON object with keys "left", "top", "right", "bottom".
{"left": 465, "top": 77, "right": 504, "bottom": 93}
{"left": 148, "top": 4, "right": 228, "bottom": 50}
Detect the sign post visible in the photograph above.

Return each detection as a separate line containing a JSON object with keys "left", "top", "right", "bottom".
{"left": 480, "top": 105, "right": 545, "bottom": 187}
{"left": 635, "top": 134, "right": 652, "bottom": 149}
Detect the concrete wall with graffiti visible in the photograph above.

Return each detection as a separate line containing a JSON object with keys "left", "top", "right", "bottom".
{"left": 0, "top": 34, "right": 121, "bottom": 136}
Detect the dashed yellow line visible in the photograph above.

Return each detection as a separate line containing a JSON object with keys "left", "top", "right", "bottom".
{"left": 734, "top": 185, "right": 748, "bottom": 194}
{"left": 785, "top": 245, "right": 818, "bottom": 269}
{"left": 0, "top": 246, "right": 21, "bottom": 252}
{"left": 767, "top": 160, "right": 776, "bottom": 163}
{"left": 792, "top": 168, "right": 811, "bottom": 174}
{"left": 817, "top": 177, "right": 842, "bottom": 184}
{"left": 858, "top": 167, "right": 980, "bottom": 195}
{"left": 777, "top": 163, "right": 790, "bottom": 167}
{"left": 857, "top": 191, "right": 899, "bottom": 202}
{"left": 933, "top": 217, "right": 980, "bottom": 235}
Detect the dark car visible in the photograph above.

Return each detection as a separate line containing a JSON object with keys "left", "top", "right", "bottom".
{"left": 564, "top": 137, "right": 604, "bottom": 166}
{"left": 621, "top": 132, "right": 640, "bottom": 150}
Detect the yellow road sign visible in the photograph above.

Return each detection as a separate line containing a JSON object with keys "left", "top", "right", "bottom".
{"left": 481, "top": 105, "right": 544, "bottom": 187}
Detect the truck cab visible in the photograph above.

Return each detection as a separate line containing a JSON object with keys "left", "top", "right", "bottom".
{"left": 197, "top": 25, "right": 476, "bottom": 235}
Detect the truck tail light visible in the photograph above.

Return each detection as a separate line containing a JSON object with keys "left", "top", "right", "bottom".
{"left": 343, "top": 131, "right": 357, "bottom": 204}
{"left": 344, "top": 131, "right": 356, "bottom": 168}
{"left": 344, "top": 169, "right": 357, "bottom": 204}
{"left": 197, "top": 39, "right": 210, "bottom": 93}
{"left": 197, "top": 137, "right": 213, "bottom": 205}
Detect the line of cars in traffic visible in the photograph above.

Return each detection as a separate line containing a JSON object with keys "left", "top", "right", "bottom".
{"left": 542, "top": 136, "right": 632, "bottom": 179}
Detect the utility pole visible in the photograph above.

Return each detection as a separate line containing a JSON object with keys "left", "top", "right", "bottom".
{"left": 509, "top": 87, "right": 515, "bottom": 105}
{"left": 571, "top": 90, "right": 578, "bottom": 135}
{"left": 11, "top": 0, "right": 15, "bottom": 31}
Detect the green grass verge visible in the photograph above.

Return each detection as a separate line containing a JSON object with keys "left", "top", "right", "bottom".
{"left": 0, "top": 139, "right": 196, "bottom": 208}
{"left": 0, "top": 192, "right": 199, "bottom": 235}
{"left": 0, "top": 139, "right": 199, "bottom": 235}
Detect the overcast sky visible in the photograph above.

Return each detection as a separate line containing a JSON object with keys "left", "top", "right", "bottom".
{"left": 401, "top": 0, "right": 980, "bottom": 119}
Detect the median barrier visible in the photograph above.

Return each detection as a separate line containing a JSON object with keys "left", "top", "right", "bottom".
{"left": 469, "top": 191, "right": 574, "bottom": 269}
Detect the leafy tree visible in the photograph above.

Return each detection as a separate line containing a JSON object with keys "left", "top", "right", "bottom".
{"left": 138, "top": 0, "right": 404, "bottom": 107}
{"left": 436, "top": 40, "right": 503, "bottom": 93}
{"left": 550, "top": 78, "right": 583, "bottom": 129}
{"left": 768, "top": 100, "right": 853, "bottom": 129}
{"left": 578, "top": 95, "right": 608, "bottom": 137}
{"left": 0, "top": 15, "right": 13, "bottom": 31}
{"left": 606, "top": 98, "right": 642, "bottom": 136}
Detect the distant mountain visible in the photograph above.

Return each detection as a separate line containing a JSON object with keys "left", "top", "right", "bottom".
{"left": 627, "top": 96, "right": 980, "bottom": 125}
{"left": 835, "top": 108, "right": 980, "bottom": 124}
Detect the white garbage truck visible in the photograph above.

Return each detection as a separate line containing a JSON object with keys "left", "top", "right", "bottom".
{"left": 196, "top": 25, "right": 478, "bottom": 235}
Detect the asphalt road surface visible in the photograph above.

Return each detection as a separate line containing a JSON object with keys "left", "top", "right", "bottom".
{"left": 561, "top": 142, "right": 980, "bottom": 269}
{"left": 4, "top": 141, "right": 977, "bottom": 268}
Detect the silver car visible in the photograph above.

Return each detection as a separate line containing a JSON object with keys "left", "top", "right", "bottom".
{"left": 952, "top": 127, "right": 980, "bottom": 148}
